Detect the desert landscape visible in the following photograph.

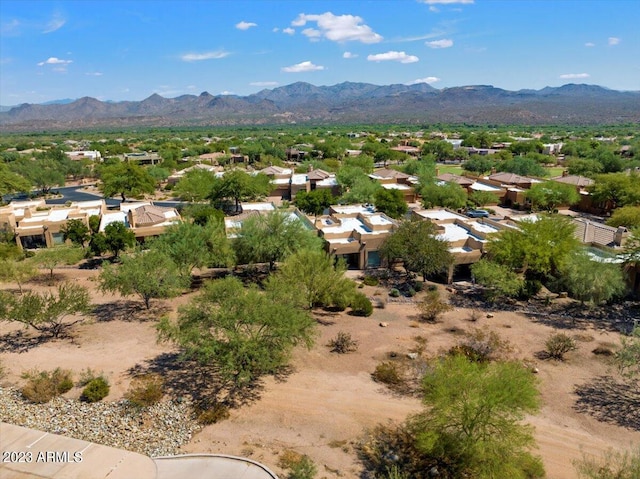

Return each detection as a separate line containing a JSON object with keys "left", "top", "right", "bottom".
{"left": 1, "top": 266, "right": 638, "bottom": 479}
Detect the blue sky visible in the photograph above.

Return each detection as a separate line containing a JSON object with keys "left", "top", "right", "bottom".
{"left": 1, "top": 0, "right": 639, "bottom": 105}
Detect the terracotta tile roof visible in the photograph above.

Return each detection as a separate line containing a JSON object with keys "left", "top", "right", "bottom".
{"left": 437, "top": 173, "right": 474, "bottom": 186}
{"left": 307, "top": 169, "right": 332, "bottom": 180}
{"left": 371, "top": 168, "right": 410, "bottom": 179}
{"left": 551, "top": 175, "right": 594, "bottom": 187}
{"left": 488, "top": 172, "right": 534, "bottom": 184}
{"left": 133, "top": 205, "right": 175, "bottom": 226}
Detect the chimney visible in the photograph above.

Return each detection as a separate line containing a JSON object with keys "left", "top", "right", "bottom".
{"left": 435, "top": 167, "right": 440, "bottom": 176}
{"left": 562, "top": 169, "right": 568, "bottom": 177}
{"left": 490, "top": 167, "right": 497, "bottom": 174}
{"left": 308, "top": 164, "right": 314, "bottom": 172}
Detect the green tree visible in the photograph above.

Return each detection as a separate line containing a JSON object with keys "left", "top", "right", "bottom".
{"left": 339, "top": 176, "right": 381, "bottom": 205}
{"left": 150, "top": 219, "right": 233, "bottom": 281}
{"left": 266, "top": 249, "right": 355, "bottom": 309}
{"left": 103, "top": 221, "right": 136, "bottom": 258}
{"left": 0, "top": 282, "right": 90, "bottom": 338}
{"left": 158, "top": 276, "right": 315, "bottom": 388}
{"left": 471, "top": 259, "right": 525, "bottom": 301}
{"left": 420, "top": 182, "right": 467, "bottom": 209}
{"left": 98, "top": 162, "right": 156, "bottom": 201}
{"left": 566, "top": 158, "right": 603, "bottom": 177}
{"left": 295, "top": 189, "right": 335, "bottom": 217}
{"left": 0, "top": 259, "right": 37, "bottom": 294}
{"left": 469, "top": 190, "right": 497, "bottom": 207}
{"left": 233, "top": 210, "right": 320, "bottom": 270}
{"left": 210, "top": 170, "right": 271, "bottom": 213}
{"left": 525, "top": 181, "right": 580, "bottom": 212}
{"left": 462, "top": 157, "right": 496, "bottom": 175}
{"left": 99, "top": 248, "right": 187, "bottom": 309}
{"left": 61, "top": 219, "right": 91, "bottom": 248}
{"left": 380, "top": 220, "right": 453, "bottom": 281}
{"left": 411, "top": 355, "right": 543, "bottom": 479}
{"left": 498, "top": 157, "right": 548, "bottom": 177}
{"left": 374, "top": 188, "right": 408, "bottom": 219}
{"left": 173, "top": 169, "right": 217, "bottom": 201}
{"left": 606, "top": 206, "right": 640, "bottom": 228}
{"left": 487, "top": 214, "right": 579, "bottom": 277}
{"left": 31, "top": 246, "right": 84, "bottom": 280}
{"left": 560, "top": 252, "right": 626, "bottom": 305}
{"left": 11, "top": 158, "right": 65, "bottom": 195}
{"left": 589, "top": 172, "right": 640, "bottom": 209}
{"left": 0, "top": 163, "right": 31, "bottom": 197}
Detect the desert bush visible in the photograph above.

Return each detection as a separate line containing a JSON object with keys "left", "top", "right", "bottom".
{"left": 76, "top": 368, "right": 101, "bottom": 387}
{"left": 427, "top": 284, "right": 438, "bottom": 292}
{"left": 389, "top": 288, "right": 400, "bottom": 298}
{"left": 21, "top": 368, "right": 73, "bottom": 404}
{"left": 350, "top": 292, "right": 373, "bottom": 316}
{"left": 417, "top": 290, "right": 452, "bottom": 322}
{"left": 278, "top": 450, "right": 317, "bottom": 479}
{"left": 372, "top": 361, "right": 406, "bottom": 391}
{"left": 413, "top": 281, "right": 424, "bottom": 292}
{"left": 406, "top": 288, "right": 416, "bottom": 297}
{"left": 574, "top": 446, "right": 640, "bottom": 479}
{"left": 363, "top": 275, "right": 379, "bottom": 286}
{"left": 545, "top": 333, "right": 577, "bottom": 360}
{"left": 196, "top": 403, "right": 230, "bottom": 424}
{"left": 327, "top": 331, "right": 359, "bottom": 354}
{"left": 80, "top": 377, "right": 110, "bottom": 402}
{"left": 125, "top": 374, "right": 164, "bottom": 407}
{"left": 449, "top": 328, "right": 512, "bottom": 363}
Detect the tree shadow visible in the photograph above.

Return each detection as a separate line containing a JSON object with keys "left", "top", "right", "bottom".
{"left": 0, "top": 330, "right": 57, "bottom": 353}
{"left": 574, "top": 375, "right": 640, "bottom": 431}
{"left": 92, "top": 300, "right": 170, "bottom": 322}
{"left": 128, "top": 352, "right": 265, "bottom": 409}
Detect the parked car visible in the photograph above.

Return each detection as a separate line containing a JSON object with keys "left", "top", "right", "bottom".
{"left": 466, "top": 209, "right": 490, "bottom": 218}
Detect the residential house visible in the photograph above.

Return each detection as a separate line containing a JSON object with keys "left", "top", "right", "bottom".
{"left": 99, "top": 202, "right": 181, "bottom": 243}
{"left": 369, "top": 168, "right": 418, "bottom": 202}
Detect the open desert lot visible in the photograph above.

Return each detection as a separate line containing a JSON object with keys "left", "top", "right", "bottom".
{"left": 1, "top": 267, "right": 639, "bottom": 479}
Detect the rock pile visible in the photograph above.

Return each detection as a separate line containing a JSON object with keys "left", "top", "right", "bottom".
{"left": 0, "top": 387, "right": 200, "bottom": 457}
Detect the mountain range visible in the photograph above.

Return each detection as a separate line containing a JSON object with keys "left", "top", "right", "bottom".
{"left": 1, "top": 82, "right": 639, "bottom": 131}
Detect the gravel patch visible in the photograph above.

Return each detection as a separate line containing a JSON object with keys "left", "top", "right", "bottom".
{"left": 0, "top": 387, "right": 200, "bottom": 457}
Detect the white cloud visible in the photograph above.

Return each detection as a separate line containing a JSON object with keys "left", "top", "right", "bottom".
{"left": 291, "top": 12, "right": 382, "bottom": 43}
{"left": 408, "top": 77, "right": 441, "bottom": 85}
{"left": 585, "top": 42, "right": 595, "bottom": 47}
{"left": 37, "top": 57, "right": 72, "bottom": 66}
{"left": 302, "top": 28, "right": 322, "bottom": 40}
{"left": 236, "top": 21, "right": 257, "bottom": 30}
{"left": 429, "top": 6, "right": 439, "bottom": 12}
{"left": 420, "top": 0, "right": 474, "bottom": 4}
{"left": 343, "top": 52, "right": 358, "bottom": 59}
{"left": 283, "top": 27, "right": 295, "bottom": 35}
{"left": 43, "top": 13, "right": 66, "bottom": 33}
{"left": 367, "top": 51, "right": 419, "bottom": 64}
{"left": 426, "top": 38, "right": 454, "bottom": 48}
{"left": 559, "top": 73, "right": 590, "bottom": 79}
{"left": 608, "top": 37, "right": 621, "bottom": 46}
{"left": 250, "top": 81, "right": 279, "bottom": 87}
{"left": 85, "top": 72, "right": 103, "bottom": 76}
{"left": 220, "top": 91, "right": 235, "bottom": 95}
{"left": 281, "top": 61, "right": 325, "bottom": 73}
{"left": 180, "top": 50, "right": 230, "bottom": 62}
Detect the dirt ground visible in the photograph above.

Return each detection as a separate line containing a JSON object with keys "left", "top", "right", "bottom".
{"left": 1, "top": 268, "right": 639, "bottom": 479}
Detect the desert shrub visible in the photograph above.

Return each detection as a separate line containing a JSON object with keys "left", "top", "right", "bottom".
{"left": 350, "top": 292, "right": 373, "bottom": 316}
{"left": 327, "top": 331, "right": 359, "bottom": 354}
{"left": 519, "top": 279, "right": 543, "bottom": 299}
{"left": 545, "top": 333, "right": 577, "bottom": 360}
{"left": 363, "top": 275, "right": 379, "bottom": 286}
{"left": 278, "top": 450, "right": 317, "bottom": 479}
{"left": 125, "top": 374, "right": 164, "bottom": 407}
{"left": 427, "top": 284, "right": 438, "bottom": 292}
{"left": 574, "top": 446, "right": 640, "bottom": 479}
{"left": 80, "top": 377, "right": 110, "bottom": 402}
{"left": 406, "top": 288, "right": 416, "bottom": 297}
{"left": 449, "top": 328, "right": 512, "bottom": 363}
{"left": 21, "top": 368, "right": 73, "bottom": 404}
{"left": 389, "top": 288, "right": 400, "bottom": 298}
{"left": 332, "top": 291, "right": 351, "bottom": 311}
{"left": 417, "top": 290, "right": 451, "bottom": 322}
{"left": 413, "top": 281, "right": 424, "bottom": 292}
{"left": 197, "top": 403, "right": 229, "bottom": 424}
{"left": 372, "top": 361, "right": 406, "bottom": 391}
{"left": 76, "top": 368, "right": 100, "bottom": 387}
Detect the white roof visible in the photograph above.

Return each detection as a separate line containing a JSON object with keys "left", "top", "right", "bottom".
{"left": 471, "top": 222, "right": 500, "bottom": 234}
{"left": 99, "top": 212, "right": 129, "bottom": 231}
{"left": 316, "top": 177, "right": 338, "bottom": 187}
{"left": 381, "top": 183, "right": 411, "bottom": 191}
{"left": 415, "top": 209, "right": 467, "bottom": 221}
{"left": 291, "top": 174, "right": 307, "bottom": 185}
{"left": 330, "top": 204, "right": 376, "bottom": 215}
{"left": 241, "top": 202, "right": 275, "bottom": 211}
{"left": 120, "top": 202, "right": 150, "bottom": 213}
{"left": 470, "top": 182, "right": 502, "bottom": 192}
{"left": 366, "top": 214, "right": 394, "bottom": 226}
